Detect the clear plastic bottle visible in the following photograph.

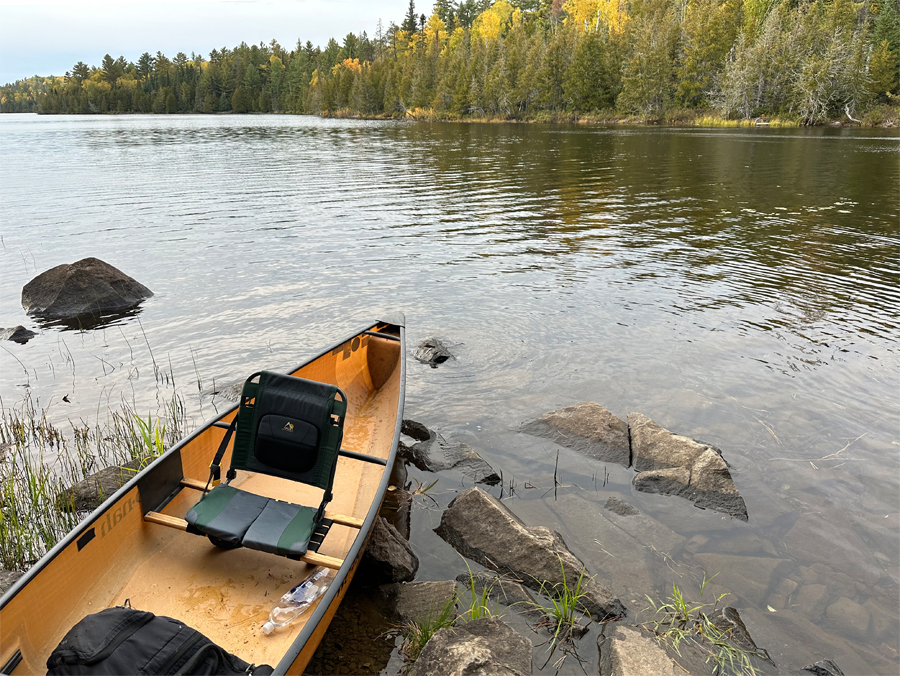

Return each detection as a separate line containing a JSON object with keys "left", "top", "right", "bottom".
{"left": 261, "top": 567, "right": 330, "bottom": 635}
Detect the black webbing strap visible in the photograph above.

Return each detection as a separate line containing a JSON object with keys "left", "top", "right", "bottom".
{"left": 315, "top": 491, "right": 333, "bottom": 523}
{"left": 204, "top": 417, "right": 238, "bottom": 492}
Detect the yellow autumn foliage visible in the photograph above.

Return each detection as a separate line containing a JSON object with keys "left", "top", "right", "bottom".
{"left": 563, "top": 0, "right": 630, "bottom": 34}
{"left": 472, "top": 1, "right": 521, "bottom": 41}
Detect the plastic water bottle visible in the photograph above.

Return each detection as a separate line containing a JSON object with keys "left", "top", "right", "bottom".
{"left": 261, "top": 567, "right": 330, "bottom": 635}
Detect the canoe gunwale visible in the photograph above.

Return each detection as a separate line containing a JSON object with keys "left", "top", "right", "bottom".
{"left": 0, "top": 315, "right": 407, "bottom": 674}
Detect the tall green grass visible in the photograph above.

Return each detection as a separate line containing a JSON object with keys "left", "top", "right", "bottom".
{"left": 0, "top": 392, "right": 188, "bottom": 572}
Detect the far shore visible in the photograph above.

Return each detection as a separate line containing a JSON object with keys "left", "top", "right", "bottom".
{"left": 5, "top": 107, "right": 900, "bottom": 128}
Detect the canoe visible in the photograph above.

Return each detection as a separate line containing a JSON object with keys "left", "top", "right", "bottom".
{"left": 0, "top": 316, "right": 406, "bottom": 675}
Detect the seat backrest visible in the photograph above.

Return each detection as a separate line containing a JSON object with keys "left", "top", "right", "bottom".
{"left": 229, "top": 371, "right": 346, "bottom": 492}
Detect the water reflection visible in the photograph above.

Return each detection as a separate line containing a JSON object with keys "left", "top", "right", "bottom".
{"left": 28, "top": 305, "right": 147, "bottom": 332}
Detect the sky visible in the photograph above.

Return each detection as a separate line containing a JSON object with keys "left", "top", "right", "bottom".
{"left": 0, "top": 0, "right": 405, "bottom": 85}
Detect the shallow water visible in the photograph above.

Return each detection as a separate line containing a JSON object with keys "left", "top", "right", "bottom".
{"left": 1, "top": 115, "right": 898, "bottom": 673}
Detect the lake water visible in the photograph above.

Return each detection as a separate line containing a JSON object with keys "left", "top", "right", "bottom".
{"left": 0, "top": 115, "right": 898, "bottom": 674}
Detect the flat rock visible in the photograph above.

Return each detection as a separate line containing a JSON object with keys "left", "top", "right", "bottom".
{"left": 628, "top": 413, "right": 708, "bottom": 472}
{"left": 455, "top": 571, "right": 536, "bottom": 608}
{"left": 22, "top": 257, "right": 152, "bottom": 320}
{"left": 435, "top": 487, "right": 625, "bottom": 621}
{"left": 0, "top": 570, "right": 24, "bottom": 595}
{"left": 56, "top": 462, "right": 140, "bottom": 512}
{"left": 598, "top": 624, "right": 676, "bottom": 675}
{"left": 407, "top": 617, "right": 532, "bottom": 676}
{"left": 379, "top": 580, "right": 458, "bottom": 625}
{"left": 415, "top": 337, "right": 453, "bottom": 367}
{"left": 0, "top": 326, "right": 37, "bottom": 344}
{"left": 521, "top": 402, "right": 630, "bottom": 467}
{"left": 358, "top": 516, "right": 418, "bottom": 585}
{"left": 628, "top": 413, "right": 748, "bottom": 521}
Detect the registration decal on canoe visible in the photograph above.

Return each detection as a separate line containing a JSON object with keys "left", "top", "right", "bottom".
{"left": 99, "top": 496, "right": 137, "bottom": 538}
{"left": 331, "top": 334, "right": 369, "bottom": 360}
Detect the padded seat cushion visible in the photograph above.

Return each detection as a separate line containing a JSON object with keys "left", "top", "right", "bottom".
{"left": 185, "top": 485, "right": 268, "bottom": 546}
{"left": 185, "top": 485, "right": 330, "bottom": 559}
{"left": 243, "top": 500, "right": 318, "bottom": 557}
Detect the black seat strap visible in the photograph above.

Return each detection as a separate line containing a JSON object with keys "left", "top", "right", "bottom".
{"left": 204, "top": 417, "right": 238, "bottom": 492}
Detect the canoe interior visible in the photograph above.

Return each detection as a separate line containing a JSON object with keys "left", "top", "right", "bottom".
{"left": 0, "top": 323, "right": 403, "bottom": 675}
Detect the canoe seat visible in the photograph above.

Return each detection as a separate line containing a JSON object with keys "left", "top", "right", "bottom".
{"left": 185, "top": 485, "right": 334, "bottom": 558}
{"left": 184, "top": 371, "right": 346, "bottom": 560}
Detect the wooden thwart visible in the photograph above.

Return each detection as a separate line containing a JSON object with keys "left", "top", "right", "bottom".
{"left": 143, "top": 511, "right": 345, "bottom": 569}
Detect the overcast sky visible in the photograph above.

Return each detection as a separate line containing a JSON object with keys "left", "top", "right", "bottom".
{"left": 0, "top": 0, "right": 407, "bottom": 85}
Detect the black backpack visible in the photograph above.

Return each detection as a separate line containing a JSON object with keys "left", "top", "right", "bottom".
{"left": 46, "top": 606, "right": 274, "bottom": 675}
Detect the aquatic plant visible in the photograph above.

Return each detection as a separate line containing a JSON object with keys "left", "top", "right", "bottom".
{"left": 526, "top": 557, "right": 592, "bottom": 649}
{"left": 399, "top": 592, "right": 458, "bottom": 662}
{"left": 458, "top": 559, "right": 502, "bottom": 622}
{"left": 643, "top": 575, "right": 766, "bottom": 676}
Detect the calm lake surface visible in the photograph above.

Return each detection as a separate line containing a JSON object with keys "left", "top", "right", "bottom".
{"left": 1, "top": 115, "right": 898, "bottom": 673}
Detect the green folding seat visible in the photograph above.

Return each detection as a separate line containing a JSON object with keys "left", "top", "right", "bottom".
{"left": 185, "top": 371, "right": 346, "bottom": 559}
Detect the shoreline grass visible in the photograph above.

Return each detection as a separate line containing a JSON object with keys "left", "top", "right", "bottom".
{"left": 327, "top": 105, "right": 900, "bottom": 129}
{"left": 0, "top": 391, "right": 189, "bottom": 571}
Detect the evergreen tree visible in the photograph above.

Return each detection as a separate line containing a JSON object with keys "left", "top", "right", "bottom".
{"left": 403, "top": 0, "right": 419, "bottom": 33}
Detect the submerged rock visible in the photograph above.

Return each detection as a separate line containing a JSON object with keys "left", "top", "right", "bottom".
{"left": 628, "top": 413, "right": 748, "bottom": 521}
{"left": 0, "top": 326, "right": 37, "bottom": 344}
{"left": 358, "top": 516, "right": 418, "bottom": 585}
{"left": 435, "top": 487, "right": 625, "bottom": 621}
{"left": 604, "top": 496, "right": 639, "bottom": 517}
{"left": 522, "top": 402, "right": 631, "bottom": 467}
{"left": 414, "top": 337, "right": 454, "bottom": 367}
{"left": 407, "top": 617, "right": 532, "bottom": 676}
{"left": 399, "top": 420, "right": 500, "bottom": 485}
{"left": 22, "top": 257, "right": 152, "bottom": 321}
{"left": 794, "top": 660, "right": 846, "bottom": 676}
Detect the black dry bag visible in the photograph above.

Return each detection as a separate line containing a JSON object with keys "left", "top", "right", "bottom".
{"left": 46, "top": 606, "right": 274, "bottom": 675}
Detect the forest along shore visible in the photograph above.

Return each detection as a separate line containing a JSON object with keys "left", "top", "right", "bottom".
{"left": 2, "top": 0, "right": 899, "bottom": 127}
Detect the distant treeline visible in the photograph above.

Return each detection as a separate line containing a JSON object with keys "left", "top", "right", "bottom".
{"left": 1, "top": 0, "right": 898, "bottom": 124}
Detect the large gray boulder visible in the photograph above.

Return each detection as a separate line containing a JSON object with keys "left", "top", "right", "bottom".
{"left": 522, "top": 402, "right": 631, "bottom": 467}
{"left": 435, "top": 487, "right": 625, "bottom": 621}
{"left": 407, "top": 617, "right": 532, "bottom": 676}
{"left": 358, "top": 516, "right": 419, "bottom": 585}
{"left": 628, "top": 413, "right": 748, "bottom": 521}
{"left": 22, "top": 258, "right": 152, "bottom": 320}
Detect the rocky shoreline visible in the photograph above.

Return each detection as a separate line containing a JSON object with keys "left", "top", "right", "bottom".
{"left": 302, "top": 412, "right": 856, "bottom": 676}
